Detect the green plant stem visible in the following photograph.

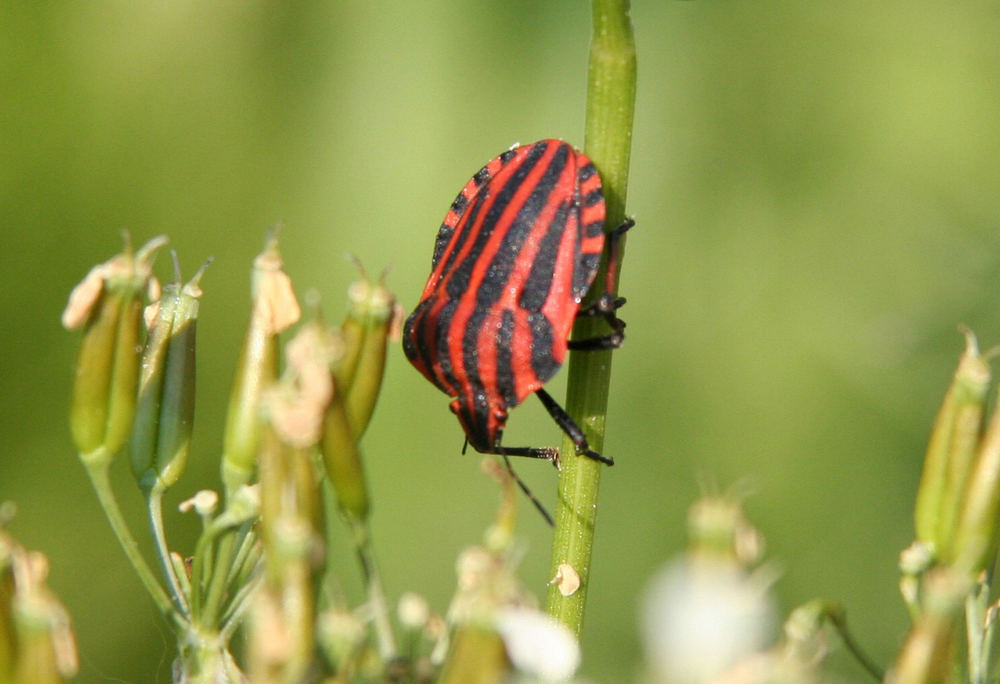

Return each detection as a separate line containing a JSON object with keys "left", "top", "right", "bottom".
{"left": 81, "top": 454, "right": 184, "bottom": 628}
{"left": 147, "top": 488, "right": 192, "bottom": 617}
{"left": 220, "top": 571, "right": 263, "bottom": 640}
{"left": 545, "top": 0, "right": 636, "bottom": 636}
{"left": 350, "top": 518, "right": 397, "bottom": 662}
{"left": 189, "top": 524, "right": 214, "bottom": 620}
{"left": 200, "top": 530, "right": 237, "bottom": 628}
{"left": 829, "top": 610, "right": 885, "bottom": 681}
{"left": 230, "top": 529, "right": 261, "bottom": 591}
{"left": 225, "top": 523, "right": 257, "bottom": 587}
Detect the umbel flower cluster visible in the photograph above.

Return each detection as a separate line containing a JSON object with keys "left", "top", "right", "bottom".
{"left": 51, "top": 231, "right": 1000, "bottom": 683}
{"left": 58, "top": 232, "right": 579, "bottom": 683}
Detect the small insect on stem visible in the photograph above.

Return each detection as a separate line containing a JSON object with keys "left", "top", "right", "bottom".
{"left": 403, "top": 139, "right": 632, "bottom": 522}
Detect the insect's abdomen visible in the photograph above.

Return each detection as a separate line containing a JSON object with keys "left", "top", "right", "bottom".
{"left": 404, "top": 139, "right": 606, "bottom": 413}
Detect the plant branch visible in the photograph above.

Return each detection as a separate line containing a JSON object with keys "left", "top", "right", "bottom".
{"left": 545, "top": 0, "right": 636, "bottom": 636}
{"left": 82, "top": 455, "right": 185, "bottom": 628}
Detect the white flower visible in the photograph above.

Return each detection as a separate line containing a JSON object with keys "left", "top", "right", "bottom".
{"left": 640, "top": 557, "right": 777, "bottom": 683}
{"left": 495, "top": 606, "right": 581, "bottom": 682}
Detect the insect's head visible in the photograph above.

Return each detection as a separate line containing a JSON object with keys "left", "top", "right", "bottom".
{"left": 449, "top": 391, "right": 507, "bottom": 454}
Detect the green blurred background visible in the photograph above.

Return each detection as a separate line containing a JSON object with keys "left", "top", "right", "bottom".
{"left": 3, "top": 2, "right": 1000, "bottom": 681}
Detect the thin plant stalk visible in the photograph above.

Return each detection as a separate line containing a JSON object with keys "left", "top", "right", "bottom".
{"left": 828, "top": 606, "right": 885, "bottom": 681}
{"left": 546, "top": 0, "right": 636, "bottom": 635}
{"left": 81, "top": 453, "right": 183, "bottom": 628}
{"left": 349, "top": 518, "right": 397, "bottom": 662}
{"left": 200, "top": 531, "right": 238, "bottom": 628}
{"left": 147, "top": 489, "right": 192, "bottom": 617}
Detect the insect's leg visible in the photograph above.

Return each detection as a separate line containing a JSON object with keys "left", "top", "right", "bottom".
{"left": 567, "top": 332, "right": 624, "bottom": 351}
{"left": 534, "top": 389, "right": 614, "bottom": 466}
{"left": 577, "top": 295, "right": 627, "bottom": 316}
{"left": 469, "top": 441, "right": 557, "bottom": 524}
{"left": 573, "top": 218, "right": 635, "bottom": 342}
{"left": 500, "top": 454, "right": 554, "bottom": 526}
{"left": 491, "top": 444, "right": 560, "bottom": 463}
{"left": 570, "top": 296, "right": 625, "bottom": 350}
{"left": 603, "top": 218, "right": 635, "bottom": 294}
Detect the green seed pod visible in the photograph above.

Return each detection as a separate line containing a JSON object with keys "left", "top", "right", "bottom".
{"left": 438, "top": 627, "right": 509, "bottom": 684}
{"left": 887, "top": 568, "right": 969, "bottom": 684}
{"left": 260, "top": 316, "right": 340, "bottom": 539}
{"left": 221, "top": 236, "right": 299, "bottom": 496}
{"left": 953, "top": 382, "right": 1000, "bottom": 576}
{"left": 65, "top": 236, "right": 166, "bottom": 464}
{"left": 321, "top": 384, "right": 369, "bottom": 521}
{"left": 267, "top": 309, "right": 371, "bottom": 522}
{"left": 335, "top": 305, "right": 364, "bottom": 394}
{"left": 254, "top": 415, "right": 323, "bottom": 684}
{"left": 0, "top": 526, "right": 78, "bottom": 683}
{"left": 914, "top": 329, "right": 990, "bottom": 559}
{"left": 258, "top": 424, "right": 323, "bottom": 572}
{"left": 339, "top": 267, "right": 396, "bottom": 440}
{"left": 130, "top": 263, "right": 206, "bottom": 494}
{"left": 0, "top": 533, "right": 14, "bottom": 681}
{"left": 13, "top": 588, "right": 78, "bottom": 684}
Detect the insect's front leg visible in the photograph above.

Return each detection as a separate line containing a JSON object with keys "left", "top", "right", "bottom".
{"left": 570, "top": 217, "right": 635, "bottom": 350}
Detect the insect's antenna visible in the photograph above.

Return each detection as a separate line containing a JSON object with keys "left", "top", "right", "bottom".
{"left": 501, "top": 454, "right": 554, "bottom": 527}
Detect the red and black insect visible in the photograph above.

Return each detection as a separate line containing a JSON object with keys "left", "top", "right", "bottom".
{"left": 403, "top": 139, "right": 630, "bottom": 503}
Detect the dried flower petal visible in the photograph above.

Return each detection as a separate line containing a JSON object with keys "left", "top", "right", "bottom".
{"left": 61, "top": 263, "right": 109, "bottom": 330}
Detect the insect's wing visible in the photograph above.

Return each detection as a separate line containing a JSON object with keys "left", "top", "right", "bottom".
{"left": 423, "top": 145, "right": 521, "bottom": 296}
{"left": 404, "top": 141, "right": 607, "bottom": 411}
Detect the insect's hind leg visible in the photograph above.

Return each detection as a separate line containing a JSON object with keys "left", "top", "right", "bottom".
{"left": 535, "top": 389, "right": 614, "bottom": 466}
{"left": 468, "top": 442, "right": 557, "bottom": 526}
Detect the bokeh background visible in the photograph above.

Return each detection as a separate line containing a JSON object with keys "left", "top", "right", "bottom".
{"left": 3, "top": 2, "right": 1000, "bottom": 681}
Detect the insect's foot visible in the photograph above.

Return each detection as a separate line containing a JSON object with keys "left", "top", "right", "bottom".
{"left": 549, "top": 449, "right": 562, "bottom": 470}
{"left": 612, "top": 217, "right": 636, "bottom": 237}
{"left": 582, "top": 448, "right": 614, "bottom": 466}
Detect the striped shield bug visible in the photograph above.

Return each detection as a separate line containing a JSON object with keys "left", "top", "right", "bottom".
{"left": 403, "top": 139, "right": 631, "bottom": 505}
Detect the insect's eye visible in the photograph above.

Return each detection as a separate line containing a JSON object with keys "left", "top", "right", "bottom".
{"left": 448, "top": 399, "right": 461, "bottom": 415}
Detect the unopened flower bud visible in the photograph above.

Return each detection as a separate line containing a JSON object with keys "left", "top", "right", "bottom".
{"left": 178, "top": 490, "right": 219, "bottom": 518}
{"left": 316, "top": 609, "right": 366, "bottom": 673}
{"left": 398, "top": 592, "right": 430, "bottom": 631}
{"left": 221, "top": 234, "right": 299, "bottom": 496}
{"left": 687, "top": 493, "right": 764, "bottom": 566}
{"left": 65, "top": 235, "right": 167, "bottom": 465}
{"left": 130, "top": 260, "right": 208, "bottom": 494}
